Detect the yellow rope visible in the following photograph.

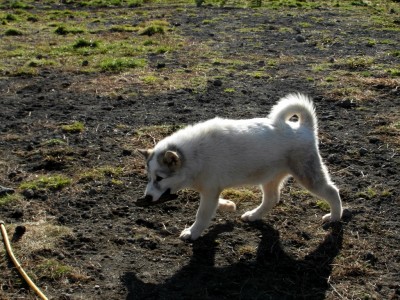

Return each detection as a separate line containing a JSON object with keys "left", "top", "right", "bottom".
{"left": 0, "top": 221, "right": 48, "bottom": 300}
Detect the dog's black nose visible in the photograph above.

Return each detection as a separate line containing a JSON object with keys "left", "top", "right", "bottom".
{"left": 143, "top": 195, "right": 153, "bottom": 202}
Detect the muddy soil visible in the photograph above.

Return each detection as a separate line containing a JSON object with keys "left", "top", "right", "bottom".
{"left": 1, "top": 3, "right": 399, "bottom": 300}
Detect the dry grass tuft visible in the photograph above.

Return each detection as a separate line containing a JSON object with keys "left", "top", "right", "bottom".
{"left": 0, "top": 221, "right": 89, "bottom": 288}
{"left": 322, "top": 73, "right": 400, "bottom": 102}
{"left": 221, "top": 187, "right": 261, "bottom": 208}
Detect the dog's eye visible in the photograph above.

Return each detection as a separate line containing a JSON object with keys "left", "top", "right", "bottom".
{"left": 155, "top": 176, "right": 164, "bottom": 182}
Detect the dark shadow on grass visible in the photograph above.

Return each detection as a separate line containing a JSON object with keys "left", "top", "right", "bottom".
{"left": 122, "top": 221, "right": 343, "bottom": 300}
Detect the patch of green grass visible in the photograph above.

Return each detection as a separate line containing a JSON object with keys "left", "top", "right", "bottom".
{"left": 312, "top": 63, "right": 330, "bottom": 72}
{"left": 366, "top": 38, "right": 376, "bottom": 47}
{"left": 381, "top": 189, "right": 393, "bottom": 197}
{"left": 42, "top": 138, "right": 66, "bottom": 147}
{"left": 78, "top": 0, "right": 142, "bottom": 7}
{"left": 338, "top": 56, "right": 375, "bottom": 70}
{"left": 61, "top": 121, "right": 85, "bottom": 133}
{"left": 224, "top": 88, "right": 235, "bottom": 93}
{"left": 387, "top": 68, "right": 400, "bottom": 77}
{"left": 316, "top": 200, "right": 330, "bottom": 212}
{"left": 54, "top": 25, "right": 85, "bottom": 35}
{"left": 236, "top": 26, "right": 264, "bottom": 33}
{"left": 202, "top": 19, "right": 216, "bottom": 25}
{"left": 13, "top": 66, "right": 39, "bottom": 76}
{"left": 26, "top": 58, "right": 57, "bottom": 68}
{"left": 37, "top": 259, "right": 73, "bottom": 281}
{"left": 5, "top": 13, "right": 18, "bottom": 21}
{"left": 8, "top": 1, "right": 33, "bottom": 9}
{"left": 221, "top": 188, "right": 259, "bottom": 203}
{"left": 250, "top": 71, "right": 270, "bottom": 79}
{"left": 393, "top": 121, "right": 400, "bottom": 130}
{"left": 297, "top": 21, "right": 312, "bottom": 28}
{"left": 143, "top": 39, "right": 158, "bottom": 46}
{"left": 278, "top": 26, "right": 295, "bottom": 33}
{"left": 99, "top": 57, "right": 147, "bottom": 72}
{"left": 20, "top": 175, "right": 72, "bottom": 192}
{"left": 265, "top": 0, "right": 322, "bottom": 8}
{"left": 26, "top": 14, "right": 39, "bottom": 22}
{"left": 290, "top": 189, "right": 311, "bottom": 197}
{"left": 111, "top": 179, "right": 124, "bottom": 186}
{"left": 5, "top": 28, "right": 24, "bottom": 36}
{"left": 142, "top": 75, "right": 158, "bottom": 84}
{"left": 154, "top": 46, "right": 173, "bottom": 54}
{"left": 138, "top": 20, "right": 169, "bottom": 36}
{"left": 357, "top": 187, "right": 377, "bottom": 200}
{"left": 0, "top": 193, "right": 21, "bottom": 206}
{"left": 139, "top": 25, "right": 165, "bottom": 36}
{"left": 78, "top": 166, "right": 123, "bottom": 183}
{"left": 72, "top": 38, "right": 99, "bottom": 49}
{"left": 110, "top": 25, "right": 138, "bottom": 32}
{"left": 325, "top": 76, "right": 335, "bottom": 82}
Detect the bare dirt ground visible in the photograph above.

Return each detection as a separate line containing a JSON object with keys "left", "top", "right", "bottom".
{"left": 1, "top": 2, "right": 399, "bottom": 299}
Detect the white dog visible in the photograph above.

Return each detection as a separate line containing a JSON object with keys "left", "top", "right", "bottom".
{"left": 138, "top": 94, "right": 342, "bottom": 240}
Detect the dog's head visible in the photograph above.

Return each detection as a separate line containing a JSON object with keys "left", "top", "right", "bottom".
{"left": 136, "top": 147, "right": 185, "bottom": 206}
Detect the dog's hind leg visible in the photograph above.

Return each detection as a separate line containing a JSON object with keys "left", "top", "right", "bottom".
{"left": 292, "top": 159, "right": 342, "bottom": 222}
{"left": 180, "top": 190, "right": 220, "bottom": 241}
{"left": 303, "top": 180, "right": 342, "bottom": 222}
{"left": 241, "top": 174, "right": 287, "bottom": 222}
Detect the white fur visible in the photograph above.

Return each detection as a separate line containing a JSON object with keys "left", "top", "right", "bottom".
{"left": 142, "top": 93, "right": 343, "bottom": 241}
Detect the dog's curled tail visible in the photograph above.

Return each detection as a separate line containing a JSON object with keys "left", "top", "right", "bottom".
{"left": 269, "top": 93, "right": 318, "bottom": 132}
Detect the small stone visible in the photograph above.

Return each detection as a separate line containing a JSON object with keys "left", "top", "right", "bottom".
{"left": 359, "top": 148, "right": 368, "bottom": 156}
{"left": 342, "top": 208, "right": 352, "bottom": 220}
{"left": 22, "top": 189, "right": 35, "bottom": 199}
{"left": 11, "top": 209, "right": 23, "bottom": 219}
{"left": 60, "top": 293, "right": 72, "bottom": 300}
{"left": 122, "top": 149, "right": 132, "bottom": 156}
{"left": 14, "top": 225, "right": 26, "bottom": 237}
{"left": 213, "top": 79, "right": 223, "bottom": 87}
{"left": 363, "top": 252, "right": 378, "bottom": 265}
{"left": 0, "top": 186, "right": 14, "bottom": 196}
{"left": 295, "top": 35, "right": 306, "bottom": 43}
{"left": 369, "top": 137, "right": 381, "bottom": 144}
{"left": 336, "top": 99, "right": 356, "bottom": 109}
{"left": 94, "top": 285, "right": 100, "bottom": 290}
{"left": 327, "top": 154, "right": 340, "bottom": 164}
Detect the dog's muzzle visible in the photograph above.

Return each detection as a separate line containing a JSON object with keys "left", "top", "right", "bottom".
{"left": 135, "top": 189, "right": 179, "bottom": 207}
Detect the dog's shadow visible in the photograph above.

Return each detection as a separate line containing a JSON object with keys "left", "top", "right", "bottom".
{"left": 122, "top": 222, "right": 343, "bottom": 300}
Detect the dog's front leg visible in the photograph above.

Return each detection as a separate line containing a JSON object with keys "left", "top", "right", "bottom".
{"left": 180, "top": 190, "right": 219, "bottom": 241}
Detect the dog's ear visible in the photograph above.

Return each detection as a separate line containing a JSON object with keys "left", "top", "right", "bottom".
{"left": 163, "top": 150, "right": 181, "bottom": 170}
{"left": 138, "top": 149, "right": 153, "bottom": 160}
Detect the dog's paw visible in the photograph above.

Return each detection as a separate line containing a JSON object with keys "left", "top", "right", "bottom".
{"left": 179, "top": 228, "right": 200, "bottom": 241}
{"left": 218, "top": 199, "right": 236, "bottom": 212}
{"left": 241, "top": 210, "right": 262, "bottom": 222}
